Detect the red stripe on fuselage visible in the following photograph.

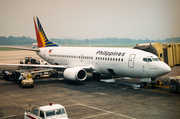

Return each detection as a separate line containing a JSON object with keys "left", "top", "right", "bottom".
{"left": 34, "top": 18, "right": 43, "bottom": 47}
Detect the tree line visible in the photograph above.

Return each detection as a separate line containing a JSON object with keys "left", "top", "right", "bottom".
{"left": 0, "top": 36, "right": 179, "bottom": 46}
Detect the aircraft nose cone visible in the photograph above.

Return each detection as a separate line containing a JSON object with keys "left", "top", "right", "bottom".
{"left": 166, "top": 65, "right": 171, "bottom": 73}
{"left": 160, "top": 62, "right": 171, "bottom": 75}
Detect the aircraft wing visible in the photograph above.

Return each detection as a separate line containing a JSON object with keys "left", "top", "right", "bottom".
{"left": 0, "top": 63, "right": 94, "bottom": 72}
{"left": 0, "top": 46, "right": 39, "bottom": 51}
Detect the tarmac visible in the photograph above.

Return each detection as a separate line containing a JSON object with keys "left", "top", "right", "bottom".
{"left": 0, "top": 50, "right": 180, "bottom": 119}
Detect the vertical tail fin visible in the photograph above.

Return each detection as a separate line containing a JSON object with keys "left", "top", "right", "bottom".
{"left": 33, "top": 16, "right": 58, "bottom": 47}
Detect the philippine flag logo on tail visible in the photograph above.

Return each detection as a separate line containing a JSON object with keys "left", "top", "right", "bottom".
{"left": 48, "top": 49, "right": 52, "bottom": 53}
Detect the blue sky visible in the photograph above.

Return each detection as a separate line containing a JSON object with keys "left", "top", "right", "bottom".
{"left": 0, "top": 0, "right": 180, "bottom": 40}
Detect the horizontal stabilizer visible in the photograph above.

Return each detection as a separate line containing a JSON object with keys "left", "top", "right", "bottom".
{"left": 0, "top": 46, "right": 39, "bottom": 51}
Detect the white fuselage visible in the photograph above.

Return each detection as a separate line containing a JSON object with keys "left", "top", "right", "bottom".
{"left": 36, "top": 47, "right": 171, "bottom": 78}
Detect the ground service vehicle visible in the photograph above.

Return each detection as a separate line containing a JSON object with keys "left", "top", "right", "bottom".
{"left": 31, "top": 69, "right": 58, "bottom": 79}
{"left": 24, "top": 103, "right": 69, "bottom": 119}
{"left": 20, "top": 57, "right": 47, "bottom": 65}
{"left": 13, "top": 69, "right": 57, "bottom": 81}
{"left": 20, "top": 77, "right": 34, "bottom": 88}
{"left": 20, "top": 57, "right": 37, "bottom": 64}
{"left": 17, "top": 71, "right": 34, "bottom": 88}
{"left": 38, "top": 59, "right": 48, "bottom": 65}
{"left": 169, "top": 76, "right": 180, "bottom": 93}
{"left": 13, "top": 70, "right": 27, "bottom": 82}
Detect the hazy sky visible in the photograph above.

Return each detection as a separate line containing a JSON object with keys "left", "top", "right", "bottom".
{"left": 0, "top": 0, "right": 180, "bottom": 40}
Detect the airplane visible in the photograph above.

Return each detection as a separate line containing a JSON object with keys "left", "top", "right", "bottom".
{"left": 0, "top": 16, "right": 171, "bottom": 86}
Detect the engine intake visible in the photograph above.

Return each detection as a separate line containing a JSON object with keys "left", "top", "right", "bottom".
{"left": 63, "top": 68, "right": 87, "bottom": 81}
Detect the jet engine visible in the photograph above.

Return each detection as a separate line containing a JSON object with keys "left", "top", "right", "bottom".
{"left": 63, "top": 68, "right": 87, "bottom": 81}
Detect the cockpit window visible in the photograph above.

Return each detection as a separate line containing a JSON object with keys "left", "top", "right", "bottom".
{"left": 143, "top": 57, "right": 160, "bottom": 62}
{"left": 143, "top": 58, "right": 147, "bottom": 62}
{"left": 148, "top": 58, "right": 152, "bottom": 62}
{"left": 143, "top": 58, "right": 152, "bottom": 62}
{"left": 152, "top": 58, "right": 160, "bottom": 61}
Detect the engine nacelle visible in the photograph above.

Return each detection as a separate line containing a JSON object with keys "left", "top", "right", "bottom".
{"left": 63, "top": 68, "right": 87, "bottom": 81}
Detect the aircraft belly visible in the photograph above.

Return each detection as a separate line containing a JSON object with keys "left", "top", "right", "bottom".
{"left": 97, "top": 63, "right": 126, "bottom": 76}
{"left": 95, "top": 63, "right": 108, "bottom": 74}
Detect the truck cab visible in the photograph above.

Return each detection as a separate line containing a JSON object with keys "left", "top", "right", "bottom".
{"left": 25, "top": 103, "right": 69, "bottom": 119}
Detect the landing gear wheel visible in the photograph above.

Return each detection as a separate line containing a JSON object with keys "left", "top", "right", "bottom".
{"left": 92, "top": 73, "right": 101, "bottom": 81}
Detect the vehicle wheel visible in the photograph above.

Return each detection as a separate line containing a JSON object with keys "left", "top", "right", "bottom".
{"left": 140, "top": 82, "right": 145, "bottom": 88}
{"left": 35, "top": 75, "right": 40, "bottom": 79}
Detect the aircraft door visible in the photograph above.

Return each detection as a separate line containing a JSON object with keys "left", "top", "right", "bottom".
{"left": 128, "top": 54, "right": 136, "bottom": 68}
{"left": 80, "top": 54, "right": 84, "bottom": 62}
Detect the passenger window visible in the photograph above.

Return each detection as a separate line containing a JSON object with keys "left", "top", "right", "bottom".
{"left": 121, "top": 58, "right": 123, "bottom": 61}
{"left": 56, "top": 109, "right": 65, "bottom": 115}
{"left": 61, "top": 109, "right": 65, "bottom": 114}
{"left": 46, "top": 110, "right": 55, "bottom": 117}
{"left": 56, "top": 109, "right": 61, "bottom": 115}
